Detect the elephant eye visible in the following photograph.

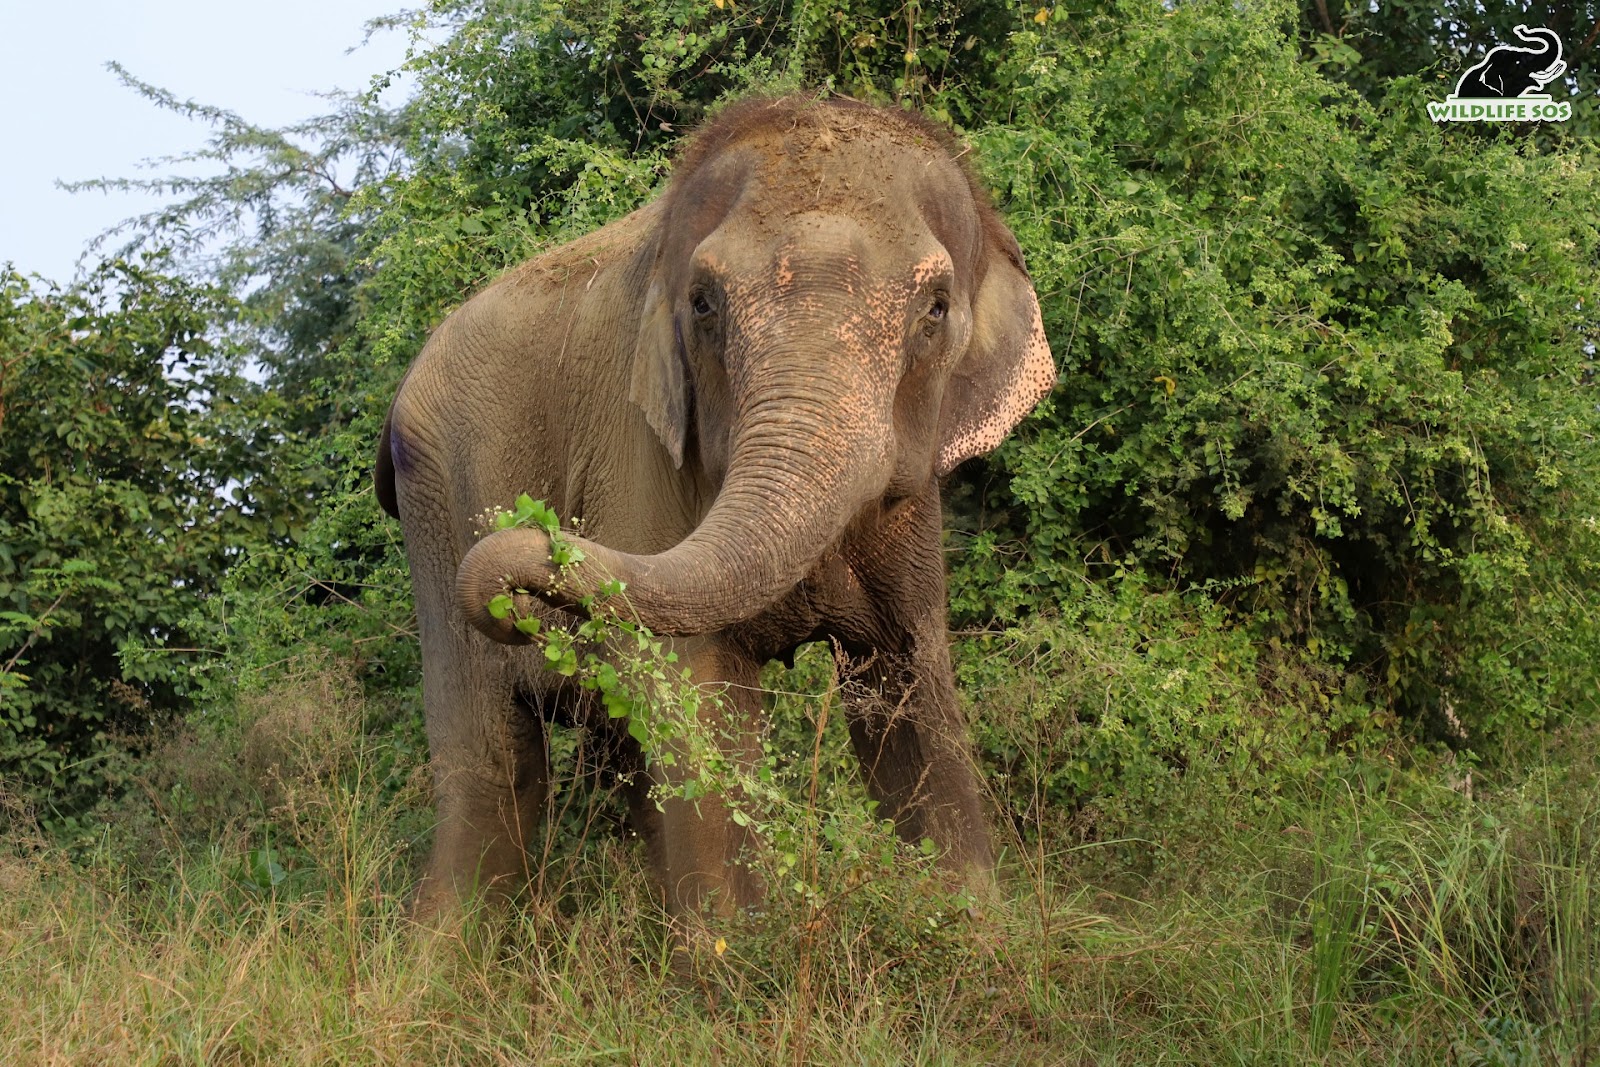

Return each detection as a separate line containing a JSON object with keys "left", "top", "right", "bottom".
{"left": 926, "top": 297, "right": 948, "bottom": 323}
{"left": 691, "top": 290, "right": 715, "bottom": 317}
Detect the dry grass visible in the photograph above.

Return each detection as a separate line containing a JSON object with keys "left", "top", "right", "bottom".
{"left": 2, "top": 665, "right": 1596, "bottom": 1065}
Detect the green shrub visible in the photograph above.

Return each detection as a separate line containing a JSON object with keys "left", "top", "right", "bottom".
{"left": 0, "top": 262, "right": 286, "bottom": 823}
{"left": 949, "top": 0, "right": 1600, "bottom": 755}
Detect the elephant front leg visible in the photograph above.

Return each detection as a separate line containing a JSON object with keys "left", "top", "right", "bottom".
{"left": 833, "top": 494, "right": 998, "bottom": 897}
{"left": 622, "top": 636, "right": 766, "bottom": 922}
{"left": 841, "top": 625, "right": 997, "bottom": 897}
{"left": 413, "top": 678, "right": 551, "bottom": 920}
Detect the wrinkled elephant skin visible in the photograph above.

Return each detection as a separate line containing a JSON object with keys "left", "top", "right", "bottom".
{"left": 375, "top": 96, "right": 1056, "bottom": 924}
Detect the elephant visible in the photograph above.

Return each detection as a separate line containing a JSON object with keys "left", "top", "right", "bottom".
{"left": 374, "top": 95, "right": 1056, "bottom": 922}
{"left": 1454, "top": 24, "right": 1565, "bottom": 99}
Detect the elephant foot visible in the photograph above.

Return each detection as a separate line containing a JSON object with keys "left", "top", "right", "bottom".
{"left": 407, "top": 874, "right": 462, "bottom": 927}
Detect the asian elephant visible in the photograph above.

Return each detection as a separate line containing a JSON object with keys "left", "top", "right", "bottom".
{"left": 375, "top": 95, "right": 1055, "bottom": 921}
{"left": 1454, "top": 24, "right": 1565, "bottom": 98}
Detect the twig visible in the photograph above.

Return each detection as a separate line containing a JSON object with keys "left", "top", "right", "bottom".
{"left": 0, "top": 590, "right": 71, "bottom": 682}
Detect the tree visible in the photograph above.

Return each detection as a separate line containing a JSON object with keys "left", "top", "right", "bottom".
{"left": 65, "top": 65, "right": 414, "bottom": 439}
{"left": 949, "top": 0, "right": 1600, "bottom": 748}
{"left": 0, "top": 260, "right": 281, "bottom": 818}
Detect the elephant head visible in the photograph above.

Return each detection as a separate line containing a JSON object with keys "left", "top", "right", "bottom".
{"left": 457, "top": 97, "right": 1055, "bottom": 641}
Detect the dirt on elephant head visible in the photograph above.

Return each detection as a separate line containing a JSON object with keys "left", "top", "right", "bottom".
{"left": 667, "top": 94, "right": 999, "bottom": 223}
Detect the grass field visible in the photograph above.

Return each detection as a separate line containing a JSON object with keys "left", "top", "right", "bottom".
{"left": 3, "top": 663, "right": 1596, "bottom": 1065}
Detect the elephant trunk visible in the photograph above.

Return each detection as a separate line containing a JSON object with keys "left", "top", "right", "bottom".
{"left": 1513, "top": 24, "right": 1565, "bottom": 84}
{"left": 458, "top": 371, "right": 893, "bottom": 641}
{"left": 1514, "top": 24, "right": 1560, "bottom": 63}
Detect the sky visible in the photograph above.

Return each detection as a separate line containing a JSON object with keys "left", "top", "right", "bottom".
{"left": 0, "top": 1, "right": 413, "bottom": 284}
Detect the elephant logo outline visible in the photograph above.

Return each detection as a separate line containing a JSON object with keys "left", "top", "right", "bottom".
{"left": 1427, "top": 25, "right": 1571, "bottom": 123}
{"left": 1453, "top": 24, "right": 1566, "bottom": 100}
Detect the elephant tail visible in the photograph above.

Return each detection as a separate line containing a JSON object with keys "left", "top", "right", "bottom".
{"left": 375, "top": 410, "right": 400, "bottom": 519}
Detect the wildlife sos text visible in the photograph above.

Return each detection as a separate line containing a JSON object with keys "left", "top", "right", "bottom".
{"left": 1428, "top": 98, "right": 1571, "bottom": 123}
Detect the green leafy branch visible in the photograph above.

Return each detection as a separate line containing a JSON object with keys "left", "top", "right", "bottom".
{"left": 483, "top": 495, "right": 706, "bottom": 764}
{"left": 481, "top": 496, "right": 972, "bottom": 912}
{"left": 478, "top": 499, "right": 783, "bottom": 825}
{"left": 1, "top": 560, "right": 119, "bottom": 711}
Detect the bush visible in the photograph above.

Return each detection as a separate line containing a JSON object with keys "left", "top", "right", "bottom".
{"left": 948, "top": 0, "right": 1600, "bottom": 755}
{"left": 0, "top": 261, "right": 285, "bottom": 823}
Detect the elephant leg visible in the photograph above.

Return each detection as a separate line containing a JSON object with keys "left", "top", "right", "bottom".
{"left": 416, "top": 685, "right": 551, "bottom": 917}
{"left": 837, "top": 495, "right": 996, "bottom": 894}
{"left": 840, "top": 629, "right": 996, "bottom": 893}
{"left": 410, "top": 594, "right": 551, "bottom": 919}
{"left": 620, "top": 636, "right": 765, "bottom": 920}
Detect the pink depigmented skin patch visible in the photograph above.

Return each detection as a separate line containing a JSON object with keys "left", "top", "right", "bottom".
{"left": 911, "top": 251, "right": 953, "bottom": 288}
{"left": 936, "top": 289, "right": 1055, "bottom": 474}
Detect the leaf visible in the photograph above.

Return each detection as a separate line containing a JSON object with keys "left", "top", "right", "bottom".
{"left": 627, "top": 716, "right": 650, "bottom": 745}
{"left": 530, "top": 499, "right": 560, "bottom": 534}
{"left": 550, "top": 539, "right": 587, "bottom": 567}
{"left": 487, "top": 594, "right": 515, "bottom": 619}
{"left": 243, "top": 848, "right": 287, "bottom": 890}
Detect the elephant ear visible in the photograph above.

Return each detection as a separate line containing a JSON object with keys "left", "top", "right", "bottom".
{"left": 936, "top": 222, "right": 1056, "bottom": 476}
{"left": 630, "top": 277, "right": 692, "bottom": 469}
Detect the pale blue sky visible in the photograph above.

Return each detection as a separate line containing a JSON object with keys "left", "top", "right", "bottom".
{"left": 0, "top": 1, "right": 412, "bottom": 283}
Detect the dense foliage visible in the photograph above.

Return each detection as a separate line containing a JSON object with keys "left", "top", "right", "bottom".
{"left": 0, "top": 262, "right": 282, "bottom": 818}
{"left": 949, "top": 2, "right": 1600, "bottom": 801}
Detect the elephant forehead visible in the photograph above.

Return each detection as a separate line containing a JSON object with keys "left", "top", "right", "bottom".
{"left": 910, "top": 249, "right": 955, "bottom": 286}
{"left": 837, "top": 253, "right": 954, "bottom": 323}
{"left": 747, "top": 137, "right": 967, "bottom": 229}
{"left": 706, "top": 223, "right": 953, "bottom": 299}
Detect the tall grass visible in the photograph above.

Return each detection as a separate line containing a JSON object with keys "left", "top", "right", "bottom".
{"left": 2, "top": 662, "right": 1596, "bottom": 1064}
